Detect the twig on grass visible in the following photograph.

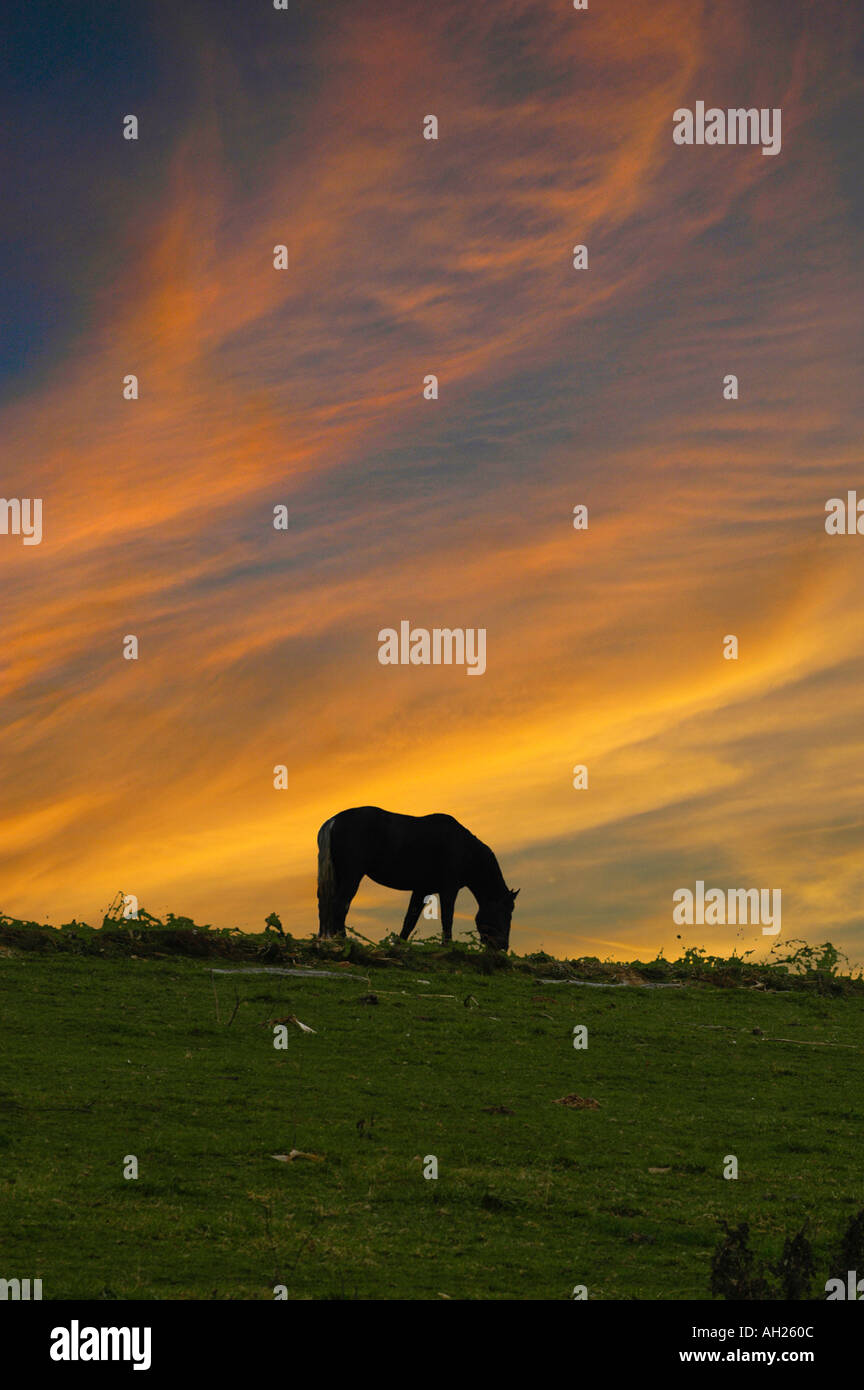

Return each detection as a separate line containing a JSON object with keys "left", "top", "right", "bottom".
{"left": 226, "top": 983, "right": 242, "bottom": 1026}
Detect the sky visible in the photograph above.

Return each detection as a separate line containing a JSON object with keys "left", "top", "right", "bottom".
{"left": 1, "top": 0, "right": 863, "bottom": 962}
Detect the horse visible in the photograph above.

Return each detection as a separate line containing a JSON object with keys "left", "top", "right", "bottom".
{"left": 316, "top": 806, "right": 518, "bottom": 949}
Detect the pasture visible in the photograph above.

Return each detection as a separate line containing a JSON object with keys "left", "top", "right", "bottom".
{"left": 1, "top": 930, "right": 863, "bottom": 1300}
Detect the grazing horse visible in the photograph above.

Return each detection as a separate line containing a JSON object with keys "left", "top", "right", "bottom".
{"left": 317, "top": 806, "right": 518, "bottom": 949}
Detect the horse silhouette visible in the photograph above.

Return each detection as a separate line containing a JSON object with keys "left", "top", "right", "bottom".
{"left": 317, "top": 806, "right": 518, "bottom": 949}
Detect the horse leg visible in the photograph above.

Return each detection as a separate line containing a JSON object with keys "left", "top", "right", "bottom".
{"left": 439, "top": 888, "right": 456, "bottom": 943}
{"left": 329, "top": 872, "right": 362, "bottom": 937}
{"left": 318, "top": 869, "right": 361, "bottom": 938}
{"left": 399, "top": 889, "right": 428, "bottom": 940}
{"left": 318, "top": 876, "right": 343, "bottom": 938}
{"left": 317, "top": 816, "right": 365, "bottom": 937}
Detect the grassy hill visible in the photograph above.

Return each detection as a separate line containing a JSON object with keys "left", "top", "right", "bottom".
{"left": 2, "top": 914, "right": 863, "bottom": 1299}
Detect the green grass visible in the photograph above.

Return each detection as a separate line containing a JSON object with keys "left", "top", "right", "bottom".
{"left": 2, "top": 943, "right": 864, "bottom": 1300}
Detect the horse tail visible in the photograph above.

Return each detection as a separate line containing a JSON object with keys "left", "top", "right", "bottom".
{"left": 317, "top": 817, "right": 339, "bottom": 937}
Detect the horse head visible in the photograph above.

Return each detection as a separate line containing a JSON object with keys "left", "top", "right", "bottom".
{"left": 475, "top": 887, "right": 519, "bottom": 950}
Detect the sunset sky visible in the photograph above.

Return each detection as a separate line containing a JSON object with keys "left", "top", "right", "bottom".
{"left": 2, "top": 0, "right": 863, "bottom": 962}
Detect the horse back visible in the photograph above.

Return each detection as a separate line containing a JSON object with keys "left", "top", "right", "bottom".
{"left": 325, "top": 806, "right": 477, "bottom": 889}
{"left": 328, "top": 806, "right": 468, "bottom": 838}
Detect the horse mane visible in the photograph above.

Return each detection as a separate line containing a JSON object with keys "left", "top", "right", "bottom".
{"left": 467, "top": 834, "right": 508, "bottom": 898}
